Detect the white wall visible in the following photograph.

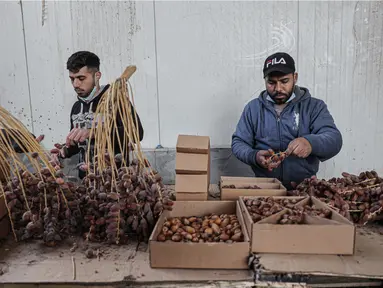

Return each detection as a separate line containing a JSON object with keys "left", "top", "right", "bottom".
{"left": 0, "top": 1, "right": 382, "bottom": 179}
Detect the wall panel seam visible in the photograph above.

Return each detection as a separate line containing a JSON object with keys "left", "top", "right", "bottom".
{"left": 153, "top": 0, "right": 161, "bottom": 147}
{"left": 19, "top": 0, "right": 35, "bottom": 133}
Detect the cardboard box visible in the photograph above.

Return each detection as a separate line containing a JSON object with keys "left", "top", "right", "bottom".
{"left": 175, "top": 174, "right": 208, "bottom": 201}
{"left": 239, "top": 196, "right": 355, "bottom": 255}
{"left": 175, "top": 153, "right": 209, "bottom": 175}
{"left": 149, "top": 201, "right": 250, "bottom": 269}
{"left": 176, "top": 135, "right": 210, "bottom": 154}
{"left": 220, "top": 176, "right": 286, "bottom": 200}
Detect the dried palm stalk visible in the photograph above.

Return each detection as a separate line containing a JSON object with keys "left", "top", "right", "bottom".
{"left": 0, "top": 106, "right": 80, "bottom": 245}
{"left": 80, "top": 66, "right": 173, "bottom": 244}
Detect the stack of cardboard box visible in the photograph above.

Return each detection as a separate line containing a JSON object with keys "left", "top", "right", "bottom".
{"left": 175, "top": 135, "right": 210, "bottom": 200}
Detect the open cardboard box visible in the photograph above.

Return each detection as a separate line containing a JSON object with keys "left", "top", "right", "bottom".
{"left": 220, "top": 176, "right": 286, "bottom": 200}
{"left": 239, "top": 196, "right": 355, "bottom": 255}
{"left": 149, "top": 201, "right": 250, "bottom": 269}
{"left": 175, "top": 174, "right": 208, "bottom": 201}
{"left": 176, "top": 135, "right": 210, "bottom": 154}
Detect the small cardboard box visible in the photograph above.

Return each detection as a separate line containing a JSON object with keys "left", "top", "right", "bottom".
{"left": 175, "top": 174, "right": 208, "bottom": 201}
{"left": 220, "top": 176, "right": 286, "bottom": 200}
{"left": 176, "top": 135, "right": 210, "bottom": 154}
{"left": 175, "top": 153, "right": 209, "bottom": 175}
{"left": 239, "top": 196, "right": 355, "bottom": 255}
{"left": 149, "top": 201, "right": 250, "bottom": 269}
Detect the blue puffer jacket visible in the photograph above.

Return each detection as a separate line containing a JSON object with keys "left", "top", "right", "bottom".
{"left": 231, "top": 85, "right": 342, "bottom": 190}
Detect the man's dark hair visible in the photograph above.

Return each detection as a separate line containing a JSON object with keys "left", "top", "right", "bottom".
{"left": 66, "top": 51, "right": 100, "bottom": 73}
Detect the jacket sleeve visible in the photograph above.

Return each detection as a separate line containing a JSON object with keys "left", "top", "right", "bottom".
{"left": 63, "top": 108, "right": 81, "bottom": 158}
{"left": 128, "top": 102, "right": 144, "bottom": 142}
{"left": 0, "top": 129, "right": 35, "bottom": 153}
{"left": 231, "top": 103, "right": 261, "bottom": 167}
{"left": 114, "top": 101, "right": 144, "bottom": 149}
{"left": 303, "top": 100, "right": 343, "bottom": 161}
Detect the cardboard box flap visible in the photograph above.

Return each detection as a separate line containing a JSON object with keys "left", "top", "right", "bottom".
{"left": 257, "top": 210, "right": 344, "bottom": 225}
{"left": 311, "top": 197, "right": 353, "bottom": 225}
{"left": 252, "top": 196, "right": 348, "bottom": 225}
{"left": 257, "top": 228, "right": 383, "bottom": 279}
{"left": 176, "top": 135, "right": 210, "bottom": 154}
{"left": 236, "top": 201, "right": 250, "bottom": 243}
{"left": 304, "top": 214, "right": 343, "bottom": 225}
{"left": 239, "top": 196, "right": 307, "bottom": 225}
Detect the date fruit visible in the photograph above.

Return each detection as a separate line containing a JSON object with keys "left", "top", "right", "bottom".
{"left": 156, "top": 214, "right": 244, "bottom": 243}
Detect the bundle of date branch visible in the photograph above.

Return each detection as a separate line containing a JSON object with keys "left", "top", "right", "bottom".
{"left": 0, "top": 106, "right": 81, "bottom": 246}
{"left": 289, "top": 170, "right": 383, "bottom": 225}
{"left": 73, "top": 66, "right": 174, "bottom": 244}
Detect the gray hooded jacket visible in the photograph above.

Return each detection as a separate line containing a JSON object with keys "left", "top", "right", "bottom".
{"left": 231, "top": 85, "right": 342, "bottom": 190}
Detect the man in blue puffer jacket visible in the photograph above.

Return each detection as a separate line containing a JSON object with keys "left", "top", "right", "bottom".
{"left": 231, "top": 52, "right": 342, "bottom": 190}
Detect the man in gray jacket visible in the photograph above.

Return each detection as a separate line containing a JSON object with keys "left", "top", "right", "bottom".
{"left": 231, "top": 52, "right": 342, "bottom": 190}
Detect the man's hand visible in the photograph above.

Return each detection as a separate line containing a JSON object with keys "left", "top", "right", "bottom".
{"left": 66, "top": 128, "right": 90, "bottom": 147}
{"left": 50, "top": 146, "right": 66, "bottom": 165}
{"left": 286, "top": 137, "right": 312, "bottom": 158}
{"left": 256, "top": 149, "right": 282, "bottom": 171}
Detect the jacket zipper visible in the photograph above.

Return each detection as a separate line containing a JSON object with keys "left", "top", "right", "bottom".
{"left": 263, "top": 103, "right": 292, "bottom": 184}
{"left": 276, "top": 115, "right": 283, "bottom": 183}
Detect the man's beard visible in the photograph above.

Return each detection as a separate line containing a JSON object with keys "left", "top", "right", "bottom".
{"left": 269, "top": 90, "right": 293, "bottom": 104}
{"left": 75, "top": 82, "right": 96, "bottom": 98}
{"left": 75, "top": 89, "right": 90, "bottom": 98}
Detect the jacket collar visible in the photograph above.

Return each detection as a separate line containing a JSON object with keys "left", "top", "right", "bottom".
{"left": 77, "top": 84, "right": 110, "bottom": 104}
